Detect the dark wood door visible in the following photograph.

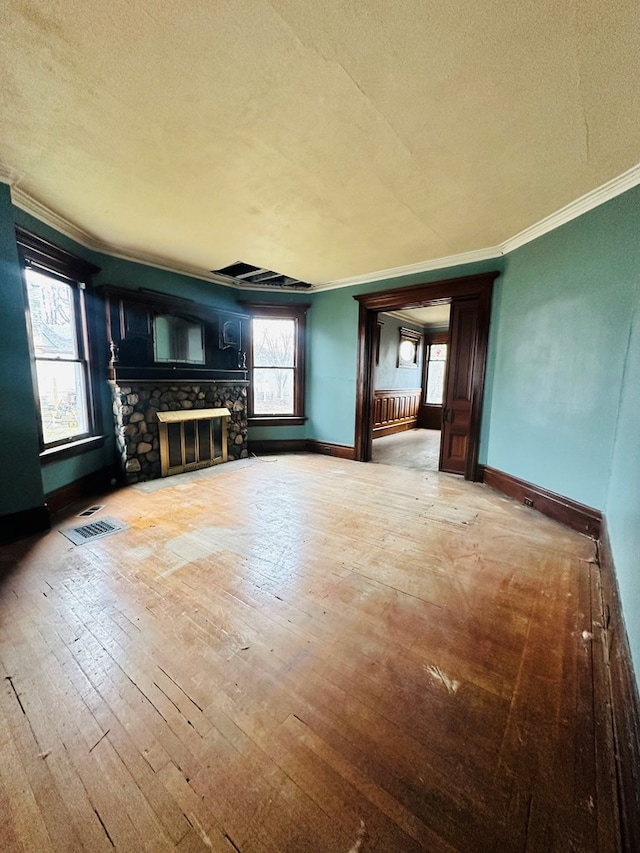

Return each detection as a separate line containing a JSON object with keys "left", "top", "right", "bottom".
{"left": 439, "top": 297, "right": 481, "bottom": 475}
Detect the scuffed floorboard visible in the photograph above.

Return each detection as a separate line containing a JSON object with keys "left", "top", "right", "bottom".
{"left": 0, "top": 454, "right": 621, "bottom": 851}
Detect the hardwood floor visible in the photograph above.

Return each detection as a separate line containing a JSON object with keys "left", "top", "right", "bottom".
{"left": 0, "top": 454, "right": 622, "bottom": 851}
{"left": 372, "top": 429, "right": 441, "bottom": 473}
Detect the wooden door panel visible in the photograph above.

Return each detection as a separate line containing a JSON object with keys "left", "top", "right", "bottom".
{"left": 439, "top": 298, "right": 479, "bottom": 475}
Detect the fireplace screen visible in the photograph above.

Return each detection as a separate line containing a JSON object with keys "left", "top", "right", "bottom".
{"left": 157, "top": 408, "right": 230, "bottom": 477}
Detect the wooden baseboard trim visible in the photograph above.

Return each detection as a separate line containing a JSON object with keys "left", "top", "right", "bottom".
{"left": 249, "top": 440, "right": 308, "bottom": 456}
{"left": 306, "top": 440, "right": 356, "bottom": 460}
{"left": 483, "top": 466, "right": 602, "bottom": 538}
{"left": 249, "top": 439, "right": 356, "bottom": 461}
{"left": 0, "top": 504, "right": 50, "bottom": 545}
{"left": 373, "top": 420, "right": 417, "bottom": 439}
{"left": 598, "top": 520, "right": 640, "bottom": 851}
{"left": 46, "top": 466, "right": 116, "bottom": 517}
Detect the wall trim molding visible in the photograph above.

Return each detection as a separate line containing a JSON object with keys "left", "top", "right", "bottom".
{"left": 483, "top": 466, "right": 602, "bottom": 538}
{"left": 46, "top": 466, "right": 117, "bottom": 517}
{"left": 501, "top": 162, "right": 640, "bottom": 254}
{"left": 0, "top": 504, "right": 50, "bottom": 545}
{"left": 5, "top": 162, "right": 640, "bottom": 293}
{"left": 317, "top": 246, "right": 503, "bottom": 292}
{"left": 249, "top": 439, "right": 356, "bottom": 460}
{"left": 306, "top": 440, "right": 356, "bottom": 460}
{"left": 598, "top": 520, "right": 640, "bottom": 851}
{"left": 249, "top": 440, "right": 308, "bottom": 456}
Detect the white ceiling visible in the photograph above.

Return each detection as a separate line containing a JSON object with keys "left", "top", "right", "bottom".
{"left": 385, "top": 305, "right": 451, "bottom": 329}
{"left": 0, "top": 1, "right": 638, "bottom": 288}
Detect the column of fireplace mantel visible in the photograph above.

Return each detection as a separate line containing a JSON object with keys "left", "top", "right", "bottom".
{"left": 156, "top": 408, "right": 230, "bottom": 477}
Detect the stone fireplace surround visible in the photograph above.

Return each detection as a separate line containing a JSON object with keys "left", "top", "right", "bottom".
{"left": 111, "top": 380, "right": 249, "bottom": 484}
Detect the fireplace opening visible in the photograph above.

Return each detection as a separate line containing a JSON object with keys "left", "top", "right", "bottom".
{"left": 157, "top": 408, "right": 230, "bottom": 477}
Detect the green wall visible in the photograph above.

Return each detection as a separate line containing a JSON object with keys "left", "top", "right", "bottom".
{"left": 605, "top": 273, "right": 640, "bottom": 678}
{"left": 0, "top": 185, "right": 44, "bottom": 515}
{"left": 374, "top": 316, "right": 425, "bottom": 391}
{"left": 485, "top": 188, "right": 640, "bottom": 510}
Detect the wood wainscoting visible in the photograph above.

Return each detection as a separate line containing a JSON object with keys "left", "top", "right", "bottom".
{"left": 373, "top": 389, "right": 421, "bottom": 439}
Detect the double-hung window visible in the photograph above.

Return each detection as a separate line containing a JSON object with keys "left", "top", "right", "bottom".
{"left": 16, "top": 227, "right": 101, "bottom": 455}
{"left": 245, "top": 303, "right": 309, "bottom": 426}
{"left": 424, "top": 341, "right": 448, "bottom": 405}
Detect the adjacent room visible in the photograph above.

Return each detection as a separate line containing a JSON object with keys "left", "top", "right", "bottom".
{"left": 0, "top": 2, "right": 638, "bottom": 851}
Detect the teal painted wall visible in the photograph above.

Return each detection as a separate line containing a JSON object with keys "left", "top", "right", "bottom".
{"left": 375, "top": 316, "right": 424, "bottom": 391}
{"left": 605, "top": 274, "right": 640, "bottom": 681}
{"left": 0, "top": 185, "right": 45, "bottom": 514}
{"left": 485, "top": 187, "right": 640, "bottom": 509}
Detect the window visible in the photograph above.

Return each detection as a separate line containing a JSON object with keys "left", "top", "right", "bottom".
{"left": 16, "top": 227, "right": 101, "bottom": 456}
{"left": 245, "top": 303, "right": 309, "bottom": 425}
{"left": 425, "top": 342, "right": 448, "bottom": 404}
{"left": 397, "top": 327, "right": 422, "bottom": 368}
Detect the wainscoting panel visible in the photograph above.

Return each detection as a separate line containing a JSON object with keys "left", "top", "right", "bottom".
{"left": 373, "top": 389, "right": 422, "bottom": 438}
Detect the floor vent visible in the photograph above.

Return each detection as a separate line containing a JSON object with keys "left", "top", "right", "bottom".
{"left": 61, "top": 517, "right": 128, "bottom": 546}
{"left": 77, "top": 504, "right": 105, "bottom": 518}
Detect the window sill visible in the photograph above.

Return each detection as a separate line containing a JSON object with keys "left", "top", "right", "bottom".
{"left": 248, "top": 416, "right": 306, "bottom": 428}
{"left": 40, "top": 435, "right": 106, "bottom": 465}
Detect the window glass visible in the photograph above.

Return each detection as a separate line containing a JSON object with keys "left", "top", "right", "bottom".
{"left": 247, "top": 307, "right": 307, "bottom": 422}
{"left": 35, "top": 360, "right": 88, "bottom": 444}
{"left": 26, "top": 270, "right": 77, "bottom": 358}
{"left": 426, "top": 343, "right": 447, "bottom": 404}
{"left": 25, "top": 268, "right": 91, "bottom": 447}
{"left": 253, "top": 367, "right": 294, "bottom": 415}
{"left": 253, "top": 318, "right": 295, "bottom": 367}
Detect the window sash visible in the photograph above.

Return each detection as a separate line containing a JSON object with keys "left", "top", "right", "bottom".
{"left": 19, "top": 232, "right": 98, "bottom": 452}
{"left": 244, "top": 303, "right": 309, "bottom": 423}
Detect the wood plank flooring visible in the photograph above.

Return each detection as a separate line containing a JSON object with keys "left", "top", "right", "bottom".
{"left": 372, "top": 429, "right": 441, "bottom": 473}
{"left": 0, "top": 454, "right": 621, "bottom": 851}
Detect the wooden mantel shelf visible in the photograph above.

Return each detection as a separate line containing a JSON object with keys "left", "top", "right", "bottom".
{"left": 156, "top": 407, "right": 230, "bottom": 424}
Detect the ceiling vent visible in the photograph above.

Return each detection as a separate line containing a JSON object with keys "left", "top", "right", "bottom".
{"left": 212, "top": 262, "right": 312, "bottom": 290}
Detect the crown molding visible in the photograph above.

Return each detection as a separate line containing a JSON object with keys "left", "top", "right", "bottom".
{"left": 5, "top": 161, "right": 640, "bottom": 293}
{"left": 9, "top": 183, "right": 237, "bottom": 289}
{"left": 385, "top": 309, "right": 450, "bottom": 329}
{"left": 500, "top": 162, "right": 640, "bottom": 254}
{"left": 315, "top": 245, "right": 503, "bottom": 292}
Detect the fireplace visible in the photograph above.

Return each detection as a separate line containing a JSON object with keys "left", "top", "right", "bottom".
{"left": 156, "top": 407, "right": 230, "bottom": 476}
{"left": 101, "top": 285, "right": 251, "bottom": 485}
{"left": 111, "top": 380, "right": 248, "bottom": 484}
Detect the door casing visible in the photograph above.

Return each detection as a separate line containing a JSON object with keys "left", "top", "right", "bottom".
{"left": 353, "top": 271, "right": 498, "bottom": 480}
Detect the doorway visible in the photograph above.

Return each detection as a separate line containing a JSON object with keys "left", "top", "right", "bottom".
{"left": 371, "top": 304, "right": 449, "bottom": 473}
{"left": 353, "top": 271, "right": 498, "bottom": 481}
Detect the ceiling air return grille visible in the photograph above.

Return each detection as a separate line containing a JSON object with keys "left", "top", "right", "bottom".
{"left": 212, "top": 262, "right": 312, "bottom": 290}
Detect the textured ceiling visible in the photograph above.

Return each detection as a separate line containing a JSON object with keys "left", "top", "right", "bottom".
{"left": 385, "top": 305, "right": 451, "bottom": 329}
{"left": 0, "top": 0, "right": 638, "bottom": 286}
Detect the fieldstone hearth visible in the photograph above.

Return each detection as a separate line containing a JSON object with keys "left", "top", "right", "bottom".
{"left": 111, "top": 380, "right": 249, "bottom": 484}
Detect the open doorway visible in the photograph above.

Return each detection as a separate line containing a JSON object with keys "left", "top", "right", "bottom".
{"left": 353, "top": 271, "right": 498, "bottom": 481}
{"left": 371, "top": 304, "right": 450, "bottom": 473}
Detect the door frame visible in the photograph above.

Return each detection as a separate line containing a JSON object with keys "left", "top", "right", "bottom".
{"left": 353, "top": 271, "right": 498, "bottom": 480}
